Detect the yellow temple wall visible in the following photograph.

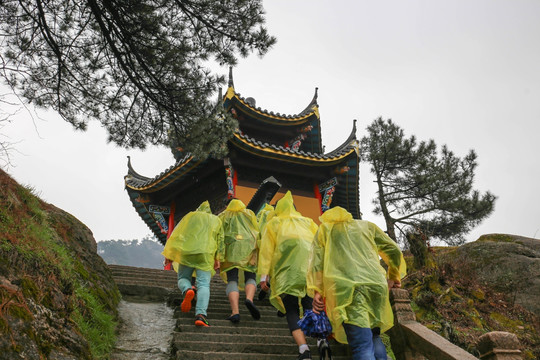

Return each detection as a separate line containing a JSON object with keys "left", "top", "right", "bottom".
{"left": 235, "top": 183, "right": 322, "bottom": 225}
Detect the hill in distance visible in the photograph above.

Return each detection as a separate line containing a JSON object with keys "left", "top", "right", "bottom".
{"left": 97, "top": 236, "right": 165, "bottom": 269}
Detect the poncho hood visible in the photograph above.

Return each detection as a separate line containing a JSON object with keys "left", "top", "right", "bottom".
{"left": 319, "top": 206, "right": 353, "bottom": 224}
{"left": 274, "top": 191, "right": 301, "bottom": 217}
{"left": 258, "top": 203, "right": 274, "bottom": 217}
{"left": 196, "top": 200, "right": 212, "bottom": 214}
{"left": 225, "top": 199, "right": 247, "bottom": 212}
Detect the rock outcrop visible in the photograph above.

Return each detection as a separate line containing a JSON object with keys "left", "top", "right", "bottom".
{"left": 454, "top": 234, "right": 540, "bottom": 316}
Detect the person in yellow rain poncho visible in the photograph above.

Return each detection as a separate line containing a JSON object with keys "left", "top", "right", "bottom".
{"left": 307, "top": 206, "right": 406, "bottom": 360}
{"left": 162, "top": 201, "right": 223, "bottom": 327}
{"left": 255, "top": 203, "right": 274, "bottom": 301}
{"left": 218, "top": 198, "right": 260, "bottom": 323}
{"left": 256, "top": 203, "right": 275, "bottom": 248}
{"left": 258, "top": 191, "right": 319, "bottom": 360}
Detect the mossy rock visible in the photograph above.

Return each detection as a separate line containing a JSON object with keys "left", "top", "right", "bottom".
{"left": 477, "top": 234, "right": 515, "bottom": 243}
{"left": 439, "top": 287, "right": 462, "bottom": 305}
{"left": 471, "top": 288, "right": 485, "bottom": 301}
{"left": 450, "top": 234, "right": 540, "bottom": 317}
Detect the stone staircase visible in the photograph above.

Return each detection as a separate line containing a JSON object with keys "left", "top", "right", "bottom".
{"left": 109, "top": 264, "right": 352, "bottom": 359}
{"left": 172, "top": 276, "right": 352, "bottom": 359}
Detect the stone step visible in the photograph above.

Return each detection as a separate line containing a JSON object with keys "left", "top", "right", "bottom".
{"left": 113, "top": 272, "right": 177, "bottom": 282}
{"left": 110, "top": 268, "right": 176, "bottom": 278}
{"left": 170, "top": 294, "right": 272, "bottom": 306}
{"left": 112, "top": 274, "right": 176, "bottom": 282}
{"left": 174, "top": 294, "right": 271, "bottom": 303}
{"left": 113, "top": 277, "right": 177, "bottom": 288}
{"left": 173, "top": 332, "right": 350, "bottom": 354}
{"left": 174, "top": 349, "right": 298, "bottom": 360}
{"left": 171, "top": 339, "right": 351, "bottom": 357}
{"left": 173, "top": 349, "right": 351, "bottom": 360}
{"left": 109, "top": 264, "right": 177, "bottom": 276}
{"left": 174, "top": 332, "right": 298, "bottom": 345}
{"left": 174, "top": 304, "right": 281, "bottom": 319}
{"left": 175, "top": 324, "right": 292, "bottom": 336}
{"left": 112, "top": 271, "right": 177, "bottom": 281}
{"left": 195, "top": 305, "right": 279, "bottom": 317}
{"left": 176, "top": 317, "right": 289, "bottom": 329}
{"left": 176, "top": 312, "right": 286, "bottom": 324}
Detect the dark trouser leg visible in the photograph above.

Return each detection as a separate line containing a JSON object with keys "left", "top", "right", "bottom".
{"left": 300, "top": 294, "right": 313, "bottom": 312}
{"left": 343, "top": 323, "right": 375, "bottom": 360}
{"left": 282, "top": 294, "right": 301, "bottom": 332}
{"left": 372, "top": 327, "right": 387, "bottom": 360}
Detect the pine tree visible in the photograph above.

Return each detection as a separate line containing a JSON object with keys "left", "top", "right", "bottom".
{"left": 360, "top": 118, "right": 496, "bottom": 252}
{"left": 0, "top": 0, "right": 276, "bottom": 158}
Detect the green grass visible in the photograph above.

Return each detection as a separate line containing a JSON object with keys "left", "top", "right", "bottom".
{"left": 73, "top": 287, "right": 117, "bottom": 359}
{"left": 381, "top": 333, "right": 396, "bottom": 360}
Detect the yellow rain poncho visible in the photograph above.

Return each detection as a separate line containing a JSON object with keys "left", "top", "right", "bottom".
{"left": 256, "top": 203, "right": 274, "bottom": 249}
{"left": 161, "top": 201, "right": 224, "bottom": 275}
{"left": 218, "top": 199, "right": 259, "bottom": 279}
{"left": 307, "top": 206, "right": 406, "bottom": 344}
{"left": 258, "top": 191, "right": 318, "bottom": 313}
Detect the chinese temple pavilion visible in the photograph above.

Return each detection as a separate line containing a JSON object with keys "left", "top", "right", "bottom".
{"left": 124, "top": 69, "right": 361, "bottom": 245}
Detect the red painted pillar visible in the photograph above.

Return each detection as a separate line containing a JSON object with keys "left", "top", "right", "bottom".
{"left": 313, "top": 183, "right": 323, "bottom": 215}
{"left": 233, "top": 169, "right": 238, "bottom": 196}
{"left": 163, "top": 201, "right": 176, "bottom": 270}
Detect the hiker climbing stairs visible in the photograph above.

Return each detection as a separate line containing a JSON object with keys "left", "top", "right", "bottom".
{"left": 172, "top": 274, "right": 352, "bottom": 359}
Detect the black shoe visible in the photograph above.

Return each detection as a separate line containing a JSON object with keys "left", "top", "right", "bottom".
{"left": 258, "top": 289, "right": 268, "bottom": 301}
{"left": 226, "top": 314, "right": 240, "bottom": 324}
{"left": 298, "top": 350, "right": 312, "bottom": 360}
{"left": 277, "top": 310, "right": 286, "bottom": 317}
{"left": 318, "top": 339, "right": 333, "bottom": 360}
{"left": 245, "top": 299, "right": 261, "bottom": 320}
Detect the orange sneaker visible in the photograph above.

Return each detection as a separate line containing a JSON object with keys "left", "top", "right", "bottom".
{"left": 194, "top": 314, "right": 210, "bottom": 327}
{"left": 181, "top": 289, "right": 195, "bottom": 313}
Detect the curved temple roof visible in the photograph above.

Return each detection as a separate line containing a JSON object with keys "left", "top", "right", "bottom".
{"left": 226, "top": 67, "right": 319, "bottom": 124}
{"left": 224, "top": 86, "right": 320, "bottom": 125}
{"left": 224, "top": 68, "right": 323, "bottom": 154}
{"left": 125, "top": 154, "right": 199, "bottom": 192}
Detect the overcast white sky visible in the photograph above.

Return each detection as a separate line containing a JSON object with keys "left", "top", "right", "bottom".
{"left": 2, "top": 1, "right": 539, "bottom": 243}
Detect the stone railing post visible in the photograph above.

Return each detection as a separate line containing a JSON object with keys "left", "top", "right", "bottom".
{"left": 477, "top": 331, "right": 521, "bottom": 360}
{"left": 387, "top": 288, "right": 424, "bottom": 360}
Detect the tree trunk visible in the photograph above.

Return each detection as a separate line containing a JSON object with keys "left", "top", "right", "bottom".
{"left": 385, "top": 218, "right": 397, "bottom": 241}
{"left": 376, "top": 177, "right": 398, "bottom": 242}
{"left": 406, "top": 231, "right": 428, "bottom": 269}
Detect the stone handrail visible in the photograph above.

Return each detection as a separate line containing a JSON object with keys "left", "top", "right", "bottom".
{"left": 387, "top": 288, "right": 522, "bottom": 360}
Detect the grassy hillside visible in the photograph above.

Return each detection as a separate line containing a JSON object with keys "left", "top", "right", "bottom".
{"left": 0, "top": 169, "right": 121, "bottom": 359}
